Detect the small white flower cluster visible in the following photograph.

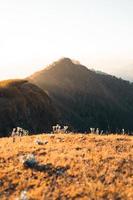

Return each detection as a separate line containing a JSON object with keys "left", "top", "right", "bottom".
{"left": 90, "top": 128, "right": 127, "bottom": 135}
{"left": 90, "top": 128, "right": 95, "bottom": 133}
{"left": 16, "top": 190, "right": 28, "bottom": 200}
{"left": 122, "top": 129, "right": 125, "bottom": 134}
{"left": 12, "top": 127, "right": 29, "bottom": 137}
{"left": 52, "top": 124, "right": 61, "bottom": 133}
{"left": 52, "top": 124, "right": 68, "bottom": 133}
{"left": 20, "top": 190, "right": 28, "bottom": 200}
{"left": 11, "top": 127, "right": 29, "bottom": 142}
{"left": 90, "top": 128, "right": 103, "bottom": 134}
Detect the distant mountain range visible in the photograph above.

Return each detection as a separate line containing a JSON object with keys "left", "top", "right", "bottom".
{"left": 28, "top": 58, "right": 133, "bottom": 132}
{"left": 1, "top": 58, "right": 133, "bottom": 137}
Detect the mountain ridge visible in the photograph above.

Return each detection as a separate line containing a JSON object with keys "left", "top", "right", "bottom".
{"left": 28, "top": 58, "right": 133, "bottom": 132}
{"left": 0, "top": 79, "right": 57, "bottom": 137}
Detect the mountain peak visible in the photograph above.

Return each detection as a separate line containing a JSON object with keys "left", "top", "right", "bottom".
{"left": 28, "top": 58, "right": 133, "bottom": 132}
{"left": 28, "top": 57, "right": 89, "bottom": 82}
{"left": 44, "top": 57, "right": 89, "bottom": 74}
{"left": 57, "top": 57, "right": 73, "bottom": 64}
{"left": 50, "top": 57, "right": 79, "bottom": 68}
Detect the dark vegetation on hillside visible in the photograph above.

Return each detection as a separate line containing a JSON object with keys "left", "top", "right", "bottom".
{"left": 29, "top": 58, "right": 133, "bottom": 132}
{"left": 0, "top": 79, "right": 57, "bottom": 137}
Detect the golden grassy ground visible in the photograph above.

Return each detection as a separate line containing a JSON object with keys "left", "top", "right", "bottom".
{"left": 0, "top": 134, "right": 133, "bottom": 200}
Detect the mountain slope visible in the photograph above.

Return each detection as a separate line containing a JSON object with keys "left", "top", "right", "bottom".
{"left": 0, "top": 79, "right": 57, "bottom": 137}
{"left": 29, "top": 58, "right": 133, "bottom": 132}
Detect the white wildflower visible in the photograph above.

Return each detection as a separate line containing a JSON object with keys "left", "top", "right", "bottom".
{"left": 19, "top": 190, "right": 28, "bottom": 200}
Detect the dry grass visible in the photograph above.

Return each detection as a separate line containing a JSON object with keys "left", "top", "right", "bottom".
{"left": 0, "top": 134, "right": 132, "bottom": 200}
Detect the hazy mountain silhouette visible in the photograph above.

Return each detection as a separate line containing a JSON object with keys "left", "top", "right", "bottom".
{"left": 0, "top": 79, "right": 57, "bottom": 137}
{"left": 29, "top": 58, "right": 133, "bottom": 132}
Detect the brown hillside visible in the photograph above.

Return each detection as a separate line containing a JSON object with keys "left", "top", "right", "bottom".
{"left": 0, "top": 79, "right": 57, "bottom": 137}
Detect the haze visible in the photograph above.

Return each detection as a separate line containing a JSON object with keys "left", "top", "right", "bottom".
{"left": 0, "top": 0, "right": 133, "bottom": 81}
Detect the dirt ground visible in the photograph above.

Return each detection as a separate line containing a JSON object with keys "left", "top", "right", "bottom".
{"left": 0, "top": 133, "right": 133, "bottom": 200}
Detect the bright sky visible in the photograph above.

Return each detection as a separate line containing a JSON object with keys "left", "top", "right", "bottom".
{"left": 0, "top": 0, "right": 133, "bottom": 80}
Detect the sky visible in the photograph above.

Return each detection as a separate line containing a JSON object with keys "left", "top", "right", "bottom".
{"left": 0, "top": 0, "right": 133, "bottom": 81}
